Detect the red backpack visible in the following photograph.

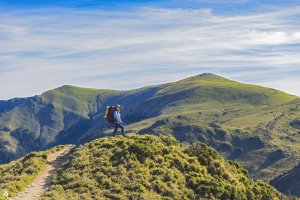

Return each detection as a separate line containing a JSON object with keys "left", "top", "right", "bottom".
{"left": 105, "top": 106, "right": 117, "bottom": 123}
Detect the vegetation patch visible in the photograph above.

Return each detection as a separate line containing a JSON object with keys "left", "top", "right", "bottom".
{"left": 41, "top": 135, "right": 285, "bottom": 200}
{"left": 0, "top": 145, "right": 66, "bottom": 199}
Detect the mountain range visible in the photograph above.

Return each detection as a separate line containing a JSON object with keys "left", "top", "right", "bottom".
{"left": 0, "top": 73, "right": 299, "bottom": 196}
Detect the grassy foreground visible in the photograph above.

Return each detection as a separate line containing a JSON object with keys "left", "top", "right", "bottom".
{"left": 0, "top": 145, "right": 65, "bottom": 199}
{"left": 42, "top": 135, "right": 286, "bottom": 200}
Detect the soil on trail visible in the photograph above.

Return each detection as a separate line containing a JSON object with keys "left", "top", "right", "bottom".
{"left": 11, "top": 146, "right": 73, "bottom": 200}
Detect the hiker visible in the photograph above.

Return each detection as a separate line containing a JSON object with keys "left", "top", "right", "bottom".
{"left": 105, "top": 104, "right": 126, "bottom": 136}
{"left": 113, "top": 104, "right": 126, "bottom": 137}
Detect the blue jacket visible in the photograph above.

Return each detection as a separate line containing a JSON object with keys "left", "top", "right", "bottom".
{"left": 114, "top": 111, "right": 123, "bottom": 124}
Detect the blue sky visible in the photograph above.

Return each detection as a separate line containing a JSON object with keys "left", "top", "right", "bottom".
{"left": 1, "top": 0, "right": 300, "bottom": 99}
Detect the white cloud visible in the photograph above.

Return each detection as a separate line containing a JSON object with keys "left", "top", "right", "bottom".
{"left": 245, "top": 31, "right": 300, "bottom": 45}
{"left": 0, "top": 6, "right": 300, "bottom": 99}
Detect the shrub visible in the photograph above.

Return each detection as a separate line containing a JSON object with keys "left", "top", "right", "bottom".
{"left": 40, "top": 135, "right": 286, "bottom": 200}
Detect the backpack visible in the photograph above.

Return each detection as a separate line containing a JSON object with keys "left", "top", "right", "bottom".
{"left": 105, "top": 106, "right": 117, "bottom": 123}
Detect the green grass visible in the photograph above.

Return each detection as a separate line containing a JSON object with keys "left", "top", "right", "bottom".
{"left": 40, "top": 85, "right": 121, "bottom": 116}
{"left": 130, "top": 105, "right": 300, "bottom": 181}
{"left": 0, "top": 145, "right": 66, "bottom": 199}
{"left": 41, "top": 135, "right": 286, "bottom": 200}
{"left": 122, "top": 74, "right": 300, "bottom": 182}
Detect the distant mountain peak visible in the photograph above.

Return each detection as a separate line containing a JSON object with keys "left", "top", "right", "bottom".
{"left": 179, "top": 73, "right": 224, "bottom": 83}
{"left": 197, "top": 73, "right": 218, "bottom": 77}
{"left": 56, "top": 85, "right": 77, "bottom": 90}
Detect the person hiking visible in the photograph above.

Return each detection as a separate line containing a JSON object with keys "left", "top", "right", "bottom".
{"left": 112, "top": 104, "right": 126, "bottom": 137}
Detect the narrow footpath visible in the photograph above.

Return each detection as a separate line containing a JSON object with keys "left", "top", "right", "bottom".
{"left": 11, "top": 146, "right": 73, "bottom": 200}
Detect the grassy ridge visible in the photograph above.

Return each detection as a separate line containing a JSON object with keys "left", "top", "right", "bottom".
{"left": 40, "top": 85, "right": 120, "bottom": 115}
{"left": 41, "top": 135, "right": 286, "bottom": 200}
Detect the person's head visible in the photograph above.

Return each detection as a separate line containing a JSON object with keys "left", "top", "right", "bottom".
{"left": 116, "top": 104, "right": 122, "bottom": 111}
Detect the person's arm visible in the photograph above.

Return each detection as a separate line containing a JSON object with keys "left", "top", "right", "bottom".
{"left": 119, "top": 114, "right": 123, "bottom": 125}
{"left": 114, "top": 111, "right": 123, "bottom": 124}
{"left": 114, "top": 111, "right": 119, "bottom": 123}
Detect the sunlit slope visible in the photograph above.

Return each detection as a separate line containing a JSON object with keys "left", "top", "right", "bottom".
{"left": 41, "top": 135, "right": 286, "bottom": 200}
{"left": 124, "top": 73, "right": 297, "bottom": 125}
{"left": 40, "top": 85, "right": 121, "bottom": 116}
{"left": 124, "top": 74, "right": 300, "bottom": 181}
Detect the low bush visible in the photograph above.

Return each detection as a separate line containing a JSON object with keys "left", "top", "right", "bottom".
{"left": 41, "top": 135, "right": 285, "bottom": 200}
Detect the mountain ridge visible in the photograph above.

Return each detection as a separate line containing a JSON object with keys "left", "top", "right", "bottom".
{"left": 0, "top": 73, "right": 299, "bottom": 196}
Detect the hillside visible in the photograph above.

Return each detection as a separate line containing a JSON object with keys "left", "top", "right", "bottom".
{"left": 127, "top": 74, "right": 300, "bottom": 182}
{"left": 0, "top": 145, "right": 66, "bottom": 200}
{"left": 271, "top": 163, "right": 300, "bottom": 197}
{"left": 0, "top": 86, "right": 121, "bottom": 163}
{"left": 41, "top": 135, "right": 286, "bottom": 200}
{"left": 0, "top": 73, "right": 300, "bottom": 196}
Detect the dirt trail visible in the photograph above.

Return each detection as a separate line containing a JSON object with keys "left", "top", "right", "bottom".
{"left": 11, "top": 146, "right": 73, "bottom": 200}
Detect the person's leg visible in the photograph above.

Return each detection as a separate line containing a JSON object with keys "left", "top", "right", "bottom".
{"left": 119, "top": 124, "right": 126, "bottom": 136}
{"left": 113, "top": 123, "right": 118, "bottom": 136}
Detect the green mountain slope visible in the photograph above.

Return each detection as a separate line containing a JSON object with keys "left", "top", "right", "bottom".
{"left": 127, "top": 74, "right": 300, "bottom": 181}
{"left": 0, "top": 73, "right": 299, "bottom": 196}
{"left": 41, "top": 135, "right": 286, "bottom": 200}
{"left": 0, "top": 86, "right": 120, "bottom": 163}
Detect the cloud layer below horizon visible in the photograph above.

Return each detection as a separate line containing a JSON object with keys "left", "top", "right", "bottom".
{"left": 1, "top": 2, "right": 300, "bottom": 99}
